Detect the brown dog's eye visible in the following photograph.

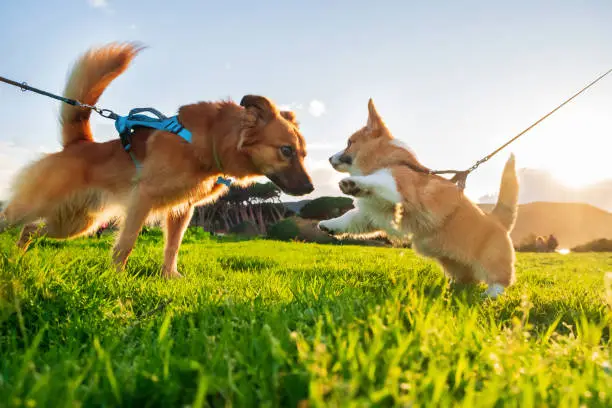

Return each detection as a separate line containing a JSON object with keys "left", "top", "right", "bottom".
{"left": 347, "top": 140, "right": 352, "bottom": 147}
{"left": 280, "top": 146, "right": 294, "bottom": 158}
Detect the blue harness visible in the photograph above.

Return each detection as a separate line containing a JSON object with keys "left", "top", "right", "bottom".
{"left": 115, "top": 107, "right": 232, "bottom": 187}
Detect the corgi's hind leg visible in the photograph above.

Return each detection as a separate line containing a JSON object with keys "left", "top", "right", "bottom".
{"left": 478, "top": 241, "right": 516, "bottom": 299}
{"left": 438, "top": 257, "right": 478, "bottom": 285}
{"left": 479, "top": 260, "right": 514, "bottom": 299}
{"left": 482, "top": 283, "right": 505, "bottom": 299}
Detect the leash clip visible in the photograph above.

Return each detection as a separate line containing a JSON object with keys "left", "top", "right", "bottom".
{"left": 98, "top": 108, "right": 117, "bottom": 119}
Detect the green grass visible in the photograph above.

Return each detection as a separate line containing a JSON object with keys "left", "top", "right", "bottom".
{"left": 1, "top": 227, "right": 612, "bottom": 407}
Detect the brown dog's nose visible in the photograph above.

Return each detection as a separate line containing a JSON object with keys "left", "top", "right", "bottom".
{"left": 294, "top": 182, "right": 314, "bottom": 195}
{"left": 287, "top": 182, "right": 314, "bottom": 196}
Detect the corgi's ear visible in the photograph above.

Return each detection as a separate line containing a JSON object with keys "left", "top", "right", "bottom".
{"left": 366, "top": 98, "right": 384, "bottom": 132}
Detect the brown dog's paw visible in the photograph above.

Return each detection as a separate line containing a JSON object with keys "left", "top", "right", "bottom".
{"left": 339, "top": 178, "right": 368, "bottom": 197}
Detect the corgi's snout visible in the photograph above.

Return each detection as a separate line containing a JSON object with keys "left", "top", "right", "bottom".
{"left": 339, "top": 155, "right": 352, "bottom": 165}
{"left": 329, "top": 151, "right": 352, "bottom": 168}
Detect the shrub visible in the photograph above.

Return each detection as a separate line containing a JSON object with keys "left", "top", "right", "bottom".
{"left": 516, "top": 233, "right": 539, "bottom": 252}
{"left": 299, "top": 196, "right": 354, "bottom": 220}
{"left": 516, "top": 233, "right": 559, "bottom": 253}
{"left": 571, "top": 238, "right": 612, "bottom": 252}
{"left": 230, "top": 221, "right": 260, "bottom": 237}
{"left": 182, "top": 226, "right": 212, "bottom": 243}
{"left": 267, "top": 218, "right": 300, "bottom": 241}
{"left": 138, "top": 226, "right": 164, "bottom": 243}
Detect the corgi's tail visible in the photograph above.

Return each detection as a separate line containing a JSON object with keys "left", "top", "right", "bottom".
{"left": 490, "top": 154, "right": 519, "bottom": 231}
{"left": 60, "top": 42, "right": 144, "bottom": 148}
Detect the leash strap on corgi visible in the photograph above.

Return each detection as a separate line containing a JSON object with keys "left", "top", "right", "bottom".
{"left": 0, "top": 75, "right": 233, "bottom": 186}
{"left": 421, "top": 67, "right": 612, "bottom": 191}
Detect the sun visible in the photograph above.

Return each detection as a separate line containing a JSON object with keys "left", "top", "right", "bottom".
{"left": 543, "top": 161, "right": 610, "bottom": 189}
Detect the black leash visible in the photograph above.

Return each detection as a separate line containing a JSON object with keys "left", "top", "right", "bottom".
{"left": 419, "top": 67, "right": 612, "bottom": 190}
{"left": 0, "top": 75, "right": 117, "bottom": 119}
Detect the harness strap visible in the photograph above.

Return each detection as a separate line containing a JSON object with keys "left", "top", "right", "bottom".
{"left": 210, "top": 134, "right": 233, "bottom": 187}
{"left": 115, "top": 107, "right": 232, "bottom": 187}
{"left": 114, "top": 108, "right": 192, "bottom": 181}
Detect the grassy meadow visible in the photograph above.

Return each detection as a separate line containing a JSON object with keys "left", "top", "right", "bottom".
{"left": 1, "top": 227, "right": 612, "bottom": 407}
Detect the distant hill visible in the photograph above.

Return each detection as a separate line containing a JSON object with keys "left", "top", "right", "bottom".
{"left": 479, "top": 202, "right": 612, "bottom": 248}
{"left": 283, "top": 199, "right": 312, "bottom": 214}
{"left": 479, "top": 168, "right": 612, "bottom": 212}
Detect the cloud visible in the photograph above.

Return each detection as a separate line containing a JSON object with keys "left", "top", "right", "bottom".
{"left": 308, "top": 100, "right": 326, "bottom": 117}
{"left": 307, "top": 166, "right": 344, "bottom": 197}
{"left": 278, "top": 100, "right": 325, "bottom": 117}
{"left": 88, "top": 0, "right": 114, "bottom": 14}
{"left": 88, "top": 0, "right": 108, "bottom": 8}
{"left": 277, "top": 102, "right": 304, "bottom": 112}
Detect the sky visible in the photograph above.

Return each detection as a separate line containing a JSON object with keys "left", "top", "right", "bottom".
{"left": 1, "top": 0, "right": 612, "bottom": 203}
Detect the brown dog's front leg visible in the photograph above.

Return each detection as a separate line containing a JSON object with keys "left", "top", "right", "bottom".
{"left": 113, "top": 189, "right": 153, "bottom": 272}
{"left": 161, "top": 205, "right": 194, "bottom": 279}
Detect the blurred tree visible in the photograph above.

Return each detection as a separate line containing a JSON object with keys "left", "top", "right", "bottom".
{"left": 191, "top": 182, "right": 286, "bottom": 234}
{"left": 299, "top": 196, "right": 354, "bottom": 220}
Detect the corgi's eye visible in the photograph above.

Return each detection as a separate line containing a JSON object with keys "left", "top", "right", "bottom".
{"left": 280, "top": 145, "right": 294, "bottom": 158}
{"left": 347, "top": 140, "right": 352, "bottom": 148}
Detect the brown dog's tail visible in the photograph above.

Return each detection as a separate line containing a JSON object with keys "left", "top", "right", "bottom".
{"left": 489, "top": 154, "right": 519, "bottom": 231}
{"left": 60, "top": 42, "right": 144, "bottom": 148}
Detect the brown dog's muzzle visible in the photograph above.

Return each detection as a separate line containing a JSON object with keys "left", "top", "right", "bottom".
{"left": 266, "top": 160, "right": 314, "bottom": 196}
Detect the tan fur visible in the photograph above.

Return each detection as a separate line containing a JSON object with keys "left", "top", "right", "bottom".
{"left": 0, "top": 42, "right": 313, "bottom": 278}
{"left": 323, "top": 99, "right": 519, "bottom": 293}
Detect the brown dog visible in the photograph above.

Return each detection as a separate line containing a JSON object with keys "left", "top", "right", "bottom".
{"left": 0, "top": 42, "right": 313, "bottom": 277}
{"left": 319, "top": 99, "right": 519, "bottom": 298}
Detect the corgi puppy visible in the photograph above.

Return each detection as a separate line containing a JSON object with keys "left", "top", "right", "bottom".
{"left": 318, "top": 99, "right": 519, "bottom": 298}
{"left": 0, "top": 42, "right": 314, "bottom": 278}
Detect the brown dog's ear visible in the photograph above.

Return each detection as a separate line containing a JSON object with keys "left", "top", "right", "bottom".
{"left": 238, "top": 95, "right": 279, "bottom": 149}
{"left": 366, "top": 98, "right": 385, "bottom": 133}
{"left": 280, "top": 110, "right": 299, "bottom": 127}
{"left": 240, "top": 95, "right": 278, "bottom": 123}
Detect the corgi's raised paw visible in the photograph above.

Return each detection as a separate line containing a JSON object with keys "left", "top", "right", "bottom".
{"left": 318, "top": 221, "right": 331, "bottom": 233}
{"left": 339, "top": 178, "right": 369, "bottom": 197}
